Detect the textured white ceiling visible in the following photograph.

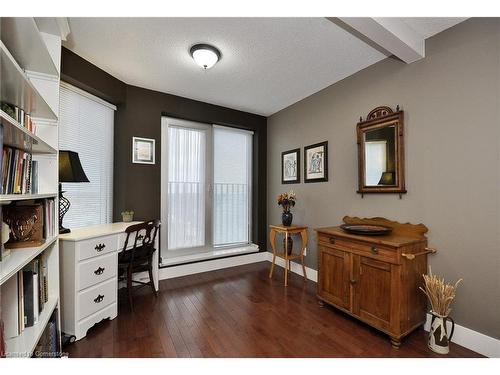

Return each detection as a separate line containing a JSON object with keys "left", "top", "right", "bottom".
{"left": 64, "top": 17, "right": 388, "bottom": 116}
{"left": 64, "top": 17, "right": 466, "bottom": 116}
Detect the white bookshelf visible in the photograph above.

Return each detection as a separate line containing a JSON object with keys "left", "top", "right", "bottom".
{"left": 0, "top": 41, "right": 57, "bottom": 120}
{"left": 0, "top": 18, "right": 59, "bottom": 77}
{"left": 0, "top": 193, "right": 58, "bottom": 204}
{"left": 5, "top": 297, "right": 59, "bottom": 356}
{"left": 0, "top": 236, "right": 58, "bottom": 285}
{"left": 0, "top": 17, "right": 62, "bottom": 358}
{"left": 0, "top": 109, "right": 57, "bottom": 154}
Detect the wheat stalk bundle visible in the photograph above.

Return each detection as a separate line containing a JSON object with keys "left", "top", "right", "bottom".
{"left": 419, "top": 267, "right": 462, "bottom": 316}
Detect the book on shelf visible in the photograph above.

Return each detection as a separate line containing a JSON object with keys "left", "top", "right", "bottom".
{"left": 0, "top": 253, "right": 49, "bottom": 339}
{"left": 2, "top": 146, "right": 33, "bottom": 195}
{"left": 1, "top": 102, "right": 36, "bottom": 134}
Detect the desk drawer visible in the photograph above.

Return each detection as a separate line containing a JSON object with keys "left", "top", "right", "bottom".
{"left": 77, "top": 277, "right": 117, "bottom": 320}
{"left": 77, "top": 235, "right": 118, "bottom": 261}
{"left": 78, "top": 253, "right": 117, "bottom": 291}
{"left": 318, "top": 233, "right": 397, "bottom": 262}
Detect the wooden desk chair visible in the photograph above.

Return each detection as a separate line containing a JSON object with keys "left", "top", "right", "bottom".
{"left": 118, "top": 219, "right": 160, "bottom": 311}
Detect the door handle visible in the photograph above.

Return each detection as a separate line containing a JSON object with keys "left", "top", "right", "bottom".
{"left": 94, "top": 267, "right": 105, "bottom": 275}
{"left": 350, "top": 279, "right": 357, "bottom": 285}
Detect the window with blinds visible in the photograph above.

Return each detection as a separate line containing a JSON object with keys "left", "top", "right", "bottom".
{"left": 59, "top": 82, "right": 115, "bottom": 229}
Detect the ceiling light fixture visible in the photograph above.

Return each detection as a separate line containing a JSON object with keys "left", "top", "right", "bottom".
{"left": 190, "top": 43, "right": 221, "bottom": 70}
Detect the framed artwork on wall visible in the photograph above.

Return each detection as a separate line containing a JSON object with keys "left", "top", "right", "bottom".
{"left": 132, "top": 137, "right": 155, "bottom": 164}
{"left": 304, "top": 141, "right": 328, "bottom": 183}
{"left": 281, "top": 148, "right": 300, "bottom": 184}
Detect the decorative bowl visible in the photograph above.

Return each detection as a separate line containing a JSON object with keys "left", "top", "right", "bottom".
{"left": 340, "top": 224, "right": 393, "bottom": 236}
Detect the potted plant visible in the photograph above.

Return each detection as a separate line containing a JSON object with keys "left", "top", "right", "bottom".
{"left": 277, "top": 191, "right": 296, "bottom": 227}
{"left": 419, "top": 267, "right": 462, "bottom": 355}
{"left": 121, "top": 210, "right": 134, "bottom": 223}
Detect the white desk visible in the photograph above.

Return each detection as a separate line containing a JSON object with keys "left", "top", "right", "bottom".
{"left": 59, "top": 222, "right": 159, "bottom": 340}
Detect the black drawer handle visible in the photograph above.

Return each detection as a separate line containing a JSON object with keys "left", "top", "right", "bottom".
{"left": 94, "top": 267, "right": 105, "bottom": 275}
{"left": 94, "top": 294, "right": 104, "bottom": 303}
{"left": 371, "top": 246, "right": 378, "bottom": 254}
{"left": 329, "top": 237, "right": 336, "bottom": 244}
{"left": 95, "top": 243, "right": 106, "bottom": 252}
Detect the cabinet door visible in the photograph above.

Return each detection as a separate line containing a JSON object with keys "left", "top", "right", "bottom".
{"left": 352, "top": 256, "right": 398, "bottom": 332}
{"left": 317, "top": 246, "right": 350, "bottom": 309}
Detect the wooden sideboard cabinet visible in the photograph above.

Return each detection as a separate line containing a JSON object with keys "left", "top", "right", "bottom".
{"left": 315, "top": 216, "right": 435, "bottom": 348}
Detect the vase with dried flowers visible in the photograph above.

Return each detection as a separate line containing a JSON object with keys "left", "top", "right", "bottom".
{"left": 277, "top": 191, "right": 296, "bottom": 227}
{"left": 419, "top": 267, "right": 462, "bottom": 355}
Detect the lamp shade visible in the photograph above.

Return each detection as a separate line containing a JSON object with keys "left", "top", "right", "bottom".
{"left": 378, "top": 171, "right": 395, "bottom": 185}
{"left": 59, "top": 150, "right": 89, "bottom": 183}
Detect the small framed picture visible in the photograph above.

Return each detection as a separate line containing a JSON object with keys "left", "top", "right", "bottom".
{"left": 304, "top": 141, "right": 328, "bottom": 183}
{"left": 282, "top": 148, "right": 300, "bottom": 184}
{"left": 132, "top": 137, "right": 155, "bottom": 164}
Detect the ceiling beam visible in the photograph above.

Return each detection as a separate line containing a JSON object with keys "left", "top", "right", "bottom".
{"left": 35, "top": 18, "right": 71, "bottom": 41}
{"left": 336, "top": 17, "right": 425, "bottom": 63}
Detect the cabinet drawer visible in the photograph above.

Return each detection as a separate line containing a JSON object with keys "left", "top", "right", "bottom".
{"left": 78, "top": 253, "right": 117, "bottom": 291}
{"left": 77, "top": 277, "right": 117, "bottom": 320}
{"left": 77, "top": 235, "right": 118, "bottom": 261}
{"left": 318, "top": 234, "right": 397, "bottom": 262}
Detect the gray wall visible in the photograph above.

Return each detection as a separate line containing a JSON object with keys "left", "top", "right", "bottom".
{"left": 267, "top": 18, "right": 500, "bottom": 339}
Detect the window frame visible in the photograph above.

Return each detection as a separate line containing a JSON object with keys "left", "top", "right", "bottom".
{"left": 160, "top": 117, "right": 253, "bottom": 260}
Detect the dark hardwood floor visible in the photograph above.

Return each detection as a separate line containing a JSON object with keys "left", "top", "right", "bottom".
{"left": 66, "top": 261, "right": 481, "bottom": 358}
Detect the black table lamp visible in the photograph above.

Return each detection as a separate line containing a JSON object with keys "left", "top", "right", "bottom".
{"left": 59, "top": 150, "right": 89, "bottom": 234}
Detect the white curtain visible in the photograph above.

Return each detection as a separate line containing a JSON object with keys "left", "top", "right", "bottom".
{"left": 59, "top": 83, "right": 115, "bottom": 229}
{"left": 364, "top": 141, "right": 387, "bottom": 185}
{"left": 213, "top": 126, "right": 252, "bottom": 246}
{"left": 167, "top": 126, "right": 206, "bottom": 249}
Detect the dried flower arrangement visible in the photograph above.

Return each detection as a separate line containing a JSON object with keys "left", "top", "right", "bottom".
{"left": 419, "top": 267, "right": 462, "bottom": 316}
{"left": 277, "top": 191, "right": 296, "bottom": 212}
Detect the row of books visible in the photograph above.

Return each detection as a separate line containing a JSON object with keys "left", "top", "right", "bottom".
{"left": 43, "top": 199, "right": 56, "bottom": 240}
{"left": 0, "top": 253, "right": 49, "bottom": 339}
{"left": 1, "top": 146, "right": 37, "bottom": 195}
{"left": 1, "top": 102, "right": 36, "bottom": 133}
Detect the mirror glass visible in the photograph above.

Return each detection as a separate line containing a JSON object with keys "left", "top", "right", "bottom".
{"left": 363, "top": 125, "right": 396, "bottom": 186}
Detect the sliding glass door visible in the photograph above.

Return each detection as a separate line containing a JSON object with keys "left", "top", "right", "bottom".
{"left": 162, "top": 118, "right": 252, "bottom": 255}
{"left": 166, "top": 121, "right": 211, "bottom": 250}
{"left": 213, "top": 126, "right": 252, "bottom": 246}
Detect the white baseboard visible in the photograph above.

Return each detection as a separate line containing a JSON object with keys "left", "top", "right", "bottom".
{"left": 424, "top": 313, "right": 499, "bottom": 358}
{"left": 265, "top": 251, "right": 317, "bottom": 282}
{"left": 157, "top": 249, "right": 498, "bottom": 358}
{"left": 158, "top": 251, "right": 268, "bottom": 279}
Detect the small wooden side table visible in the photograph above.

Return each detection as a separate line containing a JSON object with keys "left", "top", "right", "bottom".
{"left": 269, "top": 224, "right": 308, "bottom": 286}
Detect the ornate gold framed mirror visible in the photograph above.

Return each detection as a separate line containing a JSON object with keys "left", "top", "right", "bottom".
{"left": 357, "top": 105, "right": 406, "bottom": 197}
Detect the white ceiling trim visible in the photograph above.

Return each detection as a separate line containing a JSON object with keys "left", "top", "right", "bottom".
{"left": 338, "top": 17, "right": 425, "bottom": 63}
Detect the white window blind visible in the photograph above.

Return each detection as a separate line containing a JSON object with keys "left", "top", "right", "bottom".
{"left": 213, "top": 126, "right": 252, "bottom": 246}
{"left": 59, "top": 82, "right": 115, "bottom": 229}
